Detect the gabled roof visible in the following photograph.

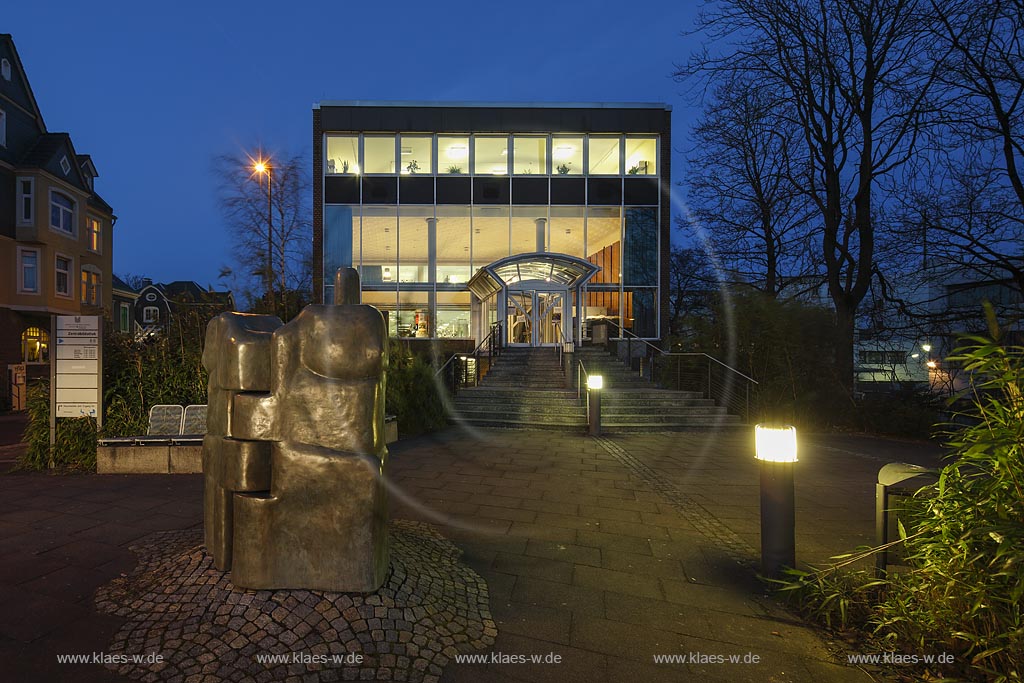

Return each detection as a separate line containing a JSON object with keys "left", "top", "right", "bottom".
{"left": 161, "top": 281, "right": 233, "bottom": 305}
{"left": 0, "top": 33, "right": 47, "bottom": 133}
{"left": 18, "top": 133, "right": 67, "bottom": 167}
{"left": 111, "top": 274, "right": 136, "bottom": 294}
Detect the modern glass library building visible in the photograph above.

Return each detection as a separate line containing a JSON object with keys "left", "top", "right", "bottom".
{"left": 313, "top": 101, "right": 671, "bottom": 347}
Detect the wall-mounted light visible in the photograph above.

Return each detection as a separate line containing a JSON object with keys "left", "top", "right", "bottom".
{"left": 911, "top": 353, "right": 920, "bottom": 359}
{"left": 382, "top": 267, "right": 392, "bottom": 281}
{"left": 926, "top": 360, "right": 937, "bottom": 369}
{"left": 921, "top": 343, "right": 932, "bottom": 352}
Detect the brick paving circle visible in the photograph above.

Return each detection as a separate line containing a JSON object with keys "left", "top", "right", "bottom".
{"left": 95, "top": 520, "right": 497, "bottom": 682}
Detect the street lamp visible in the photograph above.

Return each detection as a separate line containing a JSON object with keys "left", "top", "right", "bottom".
{"left": 252, "top": 157, "right": 274, "bottom": 314}
{"left": 755, "top": 423, "right": 798, "bottom": 577}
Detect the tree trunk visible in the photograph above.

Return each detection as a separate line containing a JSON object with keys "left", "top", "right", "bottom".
{"left": 833, "top": 300, "right": 856, "bottom": 395}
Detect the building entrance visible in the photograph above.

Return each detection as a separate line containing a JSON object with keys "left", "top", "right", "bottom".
{"left": 507, "top": 290, "right": 565, "bottom": 347}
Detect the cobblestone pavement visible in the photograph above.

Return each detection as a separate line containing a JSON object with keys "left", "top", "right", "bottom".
{"left": 95, "top": 522, "right": 494, "bottom": 683}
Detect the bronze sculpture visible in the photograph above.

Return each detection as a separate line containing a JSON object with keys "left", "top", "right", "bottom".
{"left": 202, "top": 268, "right": 389, "bottom": 591}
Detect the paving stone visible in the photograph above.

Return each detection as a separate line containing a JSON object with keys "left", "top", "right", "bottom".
{"left": 572, "top": 565, "right": 663, "bottom": 601}
{"left": 94, "top": 521, "right": 495, "bottom": 683}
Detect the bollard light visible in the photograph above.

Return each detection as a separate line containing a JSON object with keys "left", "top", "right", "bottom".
{"left": 755, "top": 423, "right": 797, "bottom": 577}
{"left": 755, "top": 424, "right": 798, "bottom": 462}
{"left": 587, "top": 375, "right": 603, "bottom": 436}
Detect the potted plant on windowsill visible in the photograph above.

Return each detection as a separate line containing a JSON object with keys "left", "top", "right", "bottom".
{"left": 447, "top": 165, "right": 463, "bottom": 174}
{"left": 405, "top": 160, "right": 420, "bottom": 174}
{"left": 556, "top": 163, "right": 572, "bottom": 175}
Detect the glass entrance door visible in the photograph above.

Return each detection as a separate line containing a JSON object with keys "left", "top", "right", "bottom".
{"left": 506, "top": 289, "right": 566, "bottom": 346}
{"left": 507, "top": 292, "right": 533, "bottom": 346}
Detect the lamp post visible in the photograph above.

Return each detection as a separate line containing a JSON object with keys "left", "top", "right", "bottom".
{"left": 755, "top": 424, "right": 798, "bottom": 577}
{"left": 253, "top": 159, "right": 274, "bottom": 315}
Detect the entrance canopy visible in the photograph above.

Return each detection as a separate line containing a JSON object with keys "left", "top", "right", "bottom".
{"left": 467, "top": 252, "right": 600, "bottom": 300}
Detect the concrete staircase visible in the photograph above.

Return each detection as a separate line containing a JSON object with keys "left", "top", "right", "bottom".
{"left": 449, "top": 346, "right": 743, "bottom": 432}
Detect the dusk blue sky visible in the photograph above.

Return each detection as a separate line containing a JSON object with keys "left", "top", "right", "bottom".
{"left": 7, "top": 1, "right": 702, "bottom": 288}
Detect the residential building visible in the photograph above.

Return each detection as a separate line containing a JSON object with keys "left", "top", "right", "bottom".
{"left": 134, "top": 280, "right": 234, "bottom": 337}
{"left": 313, "top": 101, "right": 671, "bottom": 348}
{"left": 1, "top": 34, "right": 115, "bottom": 409}
{"left": 111, "top": 275, "right": 138, "bottom": 335}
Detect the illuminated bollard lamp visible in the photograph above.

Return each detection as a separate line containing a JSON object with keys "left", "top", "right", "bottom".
{"left": 587, "top": 375, "right": 603, "bottom": 437}
{"left": 755, "top": 424, "right": 798, "bottom": 577}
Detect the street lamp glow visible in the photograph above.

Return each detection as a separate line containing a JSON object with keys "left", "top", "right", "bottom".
{"left": 587, "top": 375, "right": 603, "bottom": 390}
{"left": 253, "top": 161, "right": 266, "bottom": 174}
{"left": 755, "top": 424, "right": 798, "bottom": 463}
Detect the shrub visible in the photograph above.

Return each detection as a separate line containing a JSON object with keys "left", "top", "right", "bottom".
{"left": 21, "top": 379, "right": 97, "bottom": 471}
{"left": 775, "top": 316, "right": 1024, "bottom": 681}
{"left": 385, "top": 342, "right": 447, "bottom": 437}
{"left": 856, "top": 385, "right": 945, "bottom": 439}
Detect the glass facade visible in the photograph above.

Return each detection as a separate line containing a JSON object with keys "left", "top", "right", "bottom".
{"left": 323, "top": 131, "right": 662, "bottom": 340}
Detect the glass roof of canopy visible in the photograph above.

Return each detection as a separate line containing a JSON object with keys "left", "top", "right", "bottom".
{"left": 467, "top": 252, "right": 600, "bottom": 299}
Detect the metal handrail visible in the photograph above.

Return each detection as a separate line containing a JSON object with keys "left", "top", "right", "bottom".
{"left": 595, "top": 319, "right": 758, "bottom": 422}
{"left": 435, "top": 322, "right": 503, "bottom": 394}
{"left": 577, "top": 360, "right": 590, "bottom": 401}
{"left": 663, "top": 353, "right": 759, "bottom": 384}
{"left": 553, "top": 322, "right": 567, "bottom": 369}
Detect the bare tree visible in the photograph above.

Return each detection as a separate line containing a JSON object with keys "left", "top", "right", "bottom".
{"left": 666, "top": 246, "right": 717, "bottom": 340}
{"left": 678, "top": 0, "right": 942, "bottom": 392}
{"left": 213, "top": 148, "right": 312, "bottom": 320}
{"left": 911, "top": 0, "right": 1024, "bottom": 292}
{"left": 684, "top": 72, "right": 819, "bottom": 298}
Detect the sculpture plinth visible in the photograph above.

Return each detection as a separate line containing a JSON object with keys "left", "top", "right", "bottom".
{"left": 202, "top": 269, "right": 388, "bottom": 591}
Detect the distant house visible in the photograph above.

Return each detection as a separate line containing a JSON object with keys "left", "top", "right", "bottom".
{"left": 134, "top": 280, "right": 234, "bottom": 336}
{"left": 1, "top": 34, "right": 117, "bottom": 409}
{"left": 111, "top": 275, "right": 138, "bottom": 335}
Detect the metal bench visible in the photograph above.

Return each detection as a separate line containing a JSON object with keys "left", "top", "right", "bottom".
{"left": 98, "top": 404, "right": 205, "bottom": 446}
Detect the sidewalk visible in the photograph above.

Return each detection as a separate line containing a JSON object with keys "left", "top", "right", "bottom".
{"left": 0, "top": 426, "right": 941, "bottom": 682}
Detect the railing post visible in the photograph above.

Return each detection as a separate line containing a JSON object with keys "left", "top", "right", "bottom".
{"left": 707, "top": 359, "right": 712, "bottom": 400}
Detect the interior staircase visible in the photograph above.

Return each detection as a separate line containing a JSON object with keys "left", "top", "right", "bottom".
{"left": 449, "top": 346, "right": 743, "bottom": 432}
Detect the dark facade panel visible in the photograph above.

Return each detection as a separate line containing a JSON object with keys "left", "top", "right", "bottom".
{"left": 623, "top": 178, "right": 660, "bottom": 206}
{"left": 325, "top": 176, "right": 360, "bottom": 204}
{"left": 320, "top": 105, "right": 670, "bottom": 136}
{"left": 436, "top": 177, "right": 471, "bottom": 204}
{"left": 512, "top": 178, "right": 549, "bottom": 205}
{"left": 550, "top": 178, "right": 585, "bottom": 205}
{"left": 473, "top": 177, "right": 510, "bottom": 205}
{"left": 587, "top": 178, "right": 622, "bottom": 206}
{"left": 399, "top": 176, "right": 434, "bottom": 204}
{"left": 361, "top": 176, "right": 398, "bottom": 204}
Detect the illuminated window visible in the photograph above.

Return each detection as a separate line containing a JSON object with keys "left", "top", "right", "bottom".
{"left": 21, "top": 327, "right": 49, "bottom": 363}
{"left": 513, "top": 136, "right": 546, "bottom": 175}
{"left": 474, "top": 137, "right": 508, "bottom": 175}
{"left": 399, "top": 135, "right": 432, "bottom": 174}
{"left": 326, "top": 135, "right": 358, "bottom": 174}
{"left": 18, "top": 248, "right": 40, "bottom": 293}
{"left": 81, "top": 268, "right": 101, "bottom": 306}
{"left": 363, "top": 135, "right": 396, "bottom": 174}
{"left": 50, "top": 191, "right": 75, "bottom": 234}
{"left": 588, "top": 137, "right": 621, "bottom": 175}
{"left": 87, "top": 216, "right": 102, "bottom": 252}
{"left": 625, "top": 137, "right": 657, "bottom": 175}
{"left": 55, "top": 255, "right": 71, "bottom": 297}
{"left": 551, "top": 137, "right": 583, "bottom": 175}
{"left": 439, "top": 136, "right": 469, "bottom": 174}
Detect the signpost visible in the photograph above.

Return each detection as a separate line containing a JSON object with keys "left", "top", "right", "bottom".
{"left": 49, "top": 315, "right": 102, "bottom": 468}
